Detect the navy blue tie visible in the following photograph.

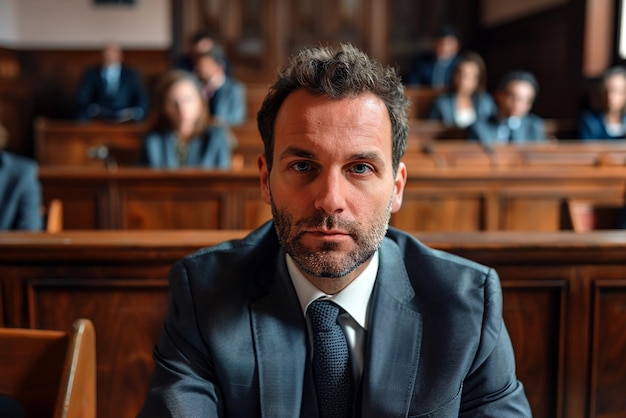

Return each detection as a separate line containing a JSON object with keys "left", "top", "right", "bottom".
{"left": 308, "top": 300, "right": 354, "bottom": 418}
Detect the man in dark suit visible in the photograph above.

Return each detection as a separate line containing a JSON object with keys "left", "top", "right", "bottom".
{"left": 75, "top": 43, "right": 148, "bottom": 122}
{"left": 0, "top": 126, "right": 42, "bottom": 231}
{"left": 406, "top": 25, "right": 460, "bottom": 88}
{"left": 138, "top": 44, "right": 531, "bottom": 417}
{"left": 467, "top": 70, "right": 546, "bottom": 145}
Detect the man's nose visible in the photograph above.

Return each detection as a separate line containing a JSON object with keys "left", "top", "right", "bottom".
{"left": 313, "top": 170, "right": 346, "bottom": 215}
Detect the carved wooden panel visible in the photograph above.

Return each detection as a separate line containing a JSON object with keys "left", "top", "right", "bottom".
{"left": 501, "top": 277, "right": 567, "bottom": 418}
{"left": 392, "top": 191, "right": 484, "bottom": 231}
{"left": 591, "top": 280, "right": 626, "bottom": 418}
{"left": 118, "top": 188, "right": 224, "bottom": 229}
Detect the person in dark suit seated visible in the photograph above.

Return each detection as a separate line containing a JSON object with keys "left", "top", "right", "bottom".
{"left": 406, "top": 25, "right": 460, "bottom": 88}
{"left": 428, "top": 51, "right": 497, "bottom": 129}
{"left": 0, "top": 125, "right": 43, "bottom": 231}
{"left": 467, "top": 70, "right": 546, "bottom": 145}
{"left": 579, "top": 66, "right": 626, "bottom": 140}
{"left": 139, "top": 70, "right": 231, "bottom": 169}
{"left": 75, "top": 42, "right": 149, "bottom": 122}
{"left": 138, "top": 44, "right": 531, "bottom": 417}
{"left": 194, "top": 49, "right": 246, "bottom": 126}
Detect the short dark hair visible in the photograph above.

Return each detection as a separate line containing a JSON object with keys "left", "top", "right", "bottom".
{"left": 257, "top": 44, "right": 409, "bottom": 173}
{"left": 499, "top": 70, "right": 539, "bottom": 95}
{"left": 602, "top": 65, "right": 626, "bottom": 85}
{"left": 436, "top": 24, "right": 458, "bottom": 40}
{"left": 197, "top": 46, "right": 228, "bottom": 70}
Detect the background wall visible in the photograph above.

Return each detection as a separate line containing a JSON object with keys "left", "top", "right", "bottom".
{"left": 0, "top": 0, "right": 18, "bottom": 44}
{"left": 0, "top": 0, "right": 170, "bottom": 49}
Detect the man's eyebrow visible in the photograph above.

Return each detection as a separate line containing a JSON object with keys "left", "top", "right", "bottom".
{"left": 349, "top": 152, "right": 385, "bottom": 164}
{"left": 277, "top": 146, "right": 316, "bottom": 161}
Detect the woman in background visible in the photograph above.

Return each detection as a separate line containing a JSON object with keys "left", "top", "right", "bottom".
{"left": 579, "top": 66, "right": 626, "bottom": 140}
{"left": 428, "top": 51, "right": 497, "bottom": 129}
{"left": 139, "top": 70, "right": 231, "bottom": 168}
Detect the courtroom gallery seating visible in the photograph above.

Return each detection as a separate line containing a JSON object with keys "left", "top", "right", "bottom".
{"left": 0, "top": 318, "right": 96, "bottom": 418}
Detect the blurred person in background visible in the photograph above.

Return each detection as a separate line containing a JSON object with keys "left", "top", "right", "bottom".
{"left": 406, "top": 25, "right": 461, "bottom": 88}
{"left": 139, "top": 70, "right": 231, "bottom": 169}
{"left": 176, "top": 30, "right": 231, "bottom": 75}
{"left": 467, "top": 70, "right": 545, "bottom": 144}
{"left": 76, "top": 42, "right": 149, "bottom": 122}
{"left": 0, "top": 124, "right": 43, "bottom": 231}
{"left": 428, "top": 51, "right": 497, "bottom": 129}
{"left": 194, "top": 48, "right": 246, "bottom": 126}
{"left": 579, "top": 66, "right": 626, "bottom": 140}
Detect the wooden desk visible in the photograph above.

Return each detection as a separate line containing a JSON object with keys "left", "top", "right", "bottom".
{"left": 35, "top": 118, "right": 147, "bottom": 167}
{"left": 2, "top": 230, "right": 626, "bottom": 418}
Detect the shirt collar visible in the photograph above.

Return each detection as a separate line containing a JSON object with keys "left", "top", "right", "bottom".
{"left": 287, "top": 251, "right": 379, "bottom": 330}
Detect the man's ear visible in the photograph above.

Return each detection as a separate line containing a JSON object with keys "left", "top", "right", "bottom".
{"left": 391, "top": 162, "right": 407, "bottom": 213}
{"left": 258, "top": 154, "right": 271, "bottom": 205}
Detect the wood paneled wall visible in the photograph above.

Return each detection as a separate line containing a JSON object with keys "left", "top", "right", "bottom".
{"left": 2, "top": 230, "right": 626, "bottom": 418}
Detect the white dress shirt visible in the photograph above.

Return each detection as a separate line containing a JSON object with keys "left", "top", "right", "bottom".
{"left": 287, "top": 251, "right": 379, "bottom": 382}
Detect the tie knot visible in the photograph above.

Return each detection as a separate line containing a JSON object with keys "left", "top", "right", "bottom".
{"left": 308, "top": 300, "right": 340, "bottom": 333}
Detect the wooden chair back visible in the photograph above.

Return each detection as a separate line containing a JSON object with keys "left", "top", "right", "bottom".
{"left": 44, "top": 199, "right": 63, "bottom": 233}
{"left": 566, "top": 200, "right": 624, "bottom": 232}
{"left": 0, "top": 319, "right": 96, "bottom": 418}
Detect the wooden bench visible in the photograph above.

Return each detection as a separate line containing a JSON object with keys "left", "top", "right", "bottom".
{"left": 38, "top": 166, "right": 626, "bottom": 232}
{"left": 0, "top": 318, "right": 96, "bottom": 418}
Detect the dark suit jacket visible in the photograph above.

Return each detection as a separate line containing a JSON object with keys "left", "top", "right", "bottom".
{"left": 139, "top": 126, "right": 231, "bottom": 169}
{"left": 0, "top": 151, "right": 42, "bottom": 231}
{"left": 76, "top": 65, "right": 148, "bottom": 121}
{"left": 209, "top": 77, "right": 246, "bottom": 126}
{"left": 467, "top": 113, "right": 546, "bottom": 145}
{"left": 406, "top": 54, "right": 459, "bottom": 88}
{"left": 428, "top": 92, "right": 497, "bottom": 127}
{"left": 579, "top": 111, "right": 626, "bottom": 140}
{"left": 138, "top": 222, "right": 531, "bottom": 417}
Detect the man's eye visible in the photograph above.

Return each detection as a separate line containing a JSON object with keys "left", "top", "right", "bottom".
{"left": 291, "top": 161, "right": 311, "bottom": 172}
{"left": 352, "top": 164, "right": 372, "bottom": 174}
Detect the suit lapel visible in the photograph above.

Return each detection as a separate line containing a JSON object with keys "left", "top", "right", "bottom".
{"left": 361, "top": 238, "right": 423, "bottom": 417}
{"left": 251, "top": 250, "right": 309, "bottom": 418}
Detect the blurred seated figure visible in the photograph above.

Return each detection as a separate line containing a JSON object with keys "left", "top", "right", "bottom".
{"left": 467, "top": 70, "right": 545, "bottom": 144}
{"left": 176, "top": 30, "right": 231, "bottom": 75}
{"left": 76, "top": 42, "right": 148, "bottom": 122}
{"left": 406, "top": 25, "right": 460, "bottom": 88}
{"left": 0, "top": 395, "right": 24, "bottom": 418}
{"left": 139, "top": 70, "right": 231, "bottom": 169}
{"left": 428, "top": 51, "right": 497, "bottom": 129}
{"left": 0, "top": 125, "right": 43, "bottom": 231}
{"left": 579, "top": 66, "right": 626, "bottom": 140}
{"left": 194, "top": 49, "right": 246, "bottom": 126}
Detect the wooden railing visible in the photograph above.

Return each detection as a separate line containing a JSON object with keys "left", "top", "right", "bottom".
{"left": 2, "top": 230, "right": 626, "bottom": 418}
{"left": 39, "top": 166, "right": 626, "bottom": 231}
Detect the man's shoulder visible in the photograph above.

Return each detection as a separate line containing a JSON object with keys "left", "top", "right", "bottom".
{"left": 223, "top": 77, "right": 245, "bottom": 92}
{"left": 1, "top": 151, "right": 37, "bottom": 172}
{"left": 384, "top": 227, "right": 490, "bottom": 274}
{"left": 179, "top": 222, "right": 279, "bottom": 270}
